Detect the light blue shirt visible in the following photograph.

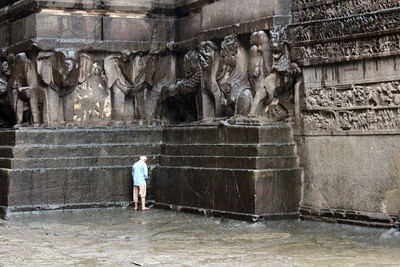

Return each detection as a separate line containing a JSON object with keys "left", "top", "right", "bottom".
{"left": 132, "top": 160, "right": 148, "bottom": 186}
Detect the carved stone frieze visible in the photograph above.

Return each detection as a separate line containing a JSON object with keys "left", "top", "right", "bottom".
{"left": 293, "top": 33, "right": 400, "bottom": 65}
{"left": 74, "top": 62, "right": 111, "bottom": 125}
{"left": 36, "top": 49, "right": 93, "bottom": 127}
{"left": 156, "top": 50, "right": 201, "bottom": 122}
{"left": 249, "top": 26, "right": 301, "bottom": 121}
{"left": 9, "top": 52, "right": 44, "bottom": 127}
{"left": 104, "top": 50, "right": 149, "bottom": 123}
{"left": 303, "top": 81, "right": 400, "bottom": 132}
{"left": 291, "top": 10, "right": 400, "bottom": 43}
{"left": 217, "top": 34, "right": 252, "bottom": 117}
{"left": 292, "top": 0, "right": 400, "bottom": 23}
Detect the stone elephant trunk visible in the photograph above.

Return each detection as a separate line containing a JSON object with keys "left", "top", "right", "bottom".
{"left": 36, "top": 49, "right": 92, "bottom": 127}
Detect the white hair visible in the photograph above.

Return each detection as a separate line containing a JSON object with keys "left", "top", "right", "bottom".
{"left": 140, "top": 156, "right": 147, "bottom": 161}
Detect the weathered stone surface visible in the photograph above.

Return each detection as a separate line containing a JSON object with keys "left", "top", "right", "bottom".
{"left": 0, "top": 127, "right": 161, "bottom": 214}
{"left": 296, "top": 135, "right": 400, "bottom": 216}
{"left": 154, "top": 124, "right": 302, "bottom": 219}
{"left": 35, "top": 12, "right": 102, "bottom": 41}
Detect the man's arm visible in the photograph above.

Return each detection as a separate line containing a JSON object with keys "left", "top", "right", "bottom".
{"left": 143, "top": 164, "right": 148, "bottom": 179}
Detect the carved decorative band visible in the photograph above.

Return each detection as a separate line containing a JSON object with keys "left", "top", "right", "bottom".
{"left": 303, "top": 81, "right": 400, "bottom": 132}
{"left": 292, "top": 0, "right": 400, "bottom": 23}
{"left": 293, "top": 33, "right": 400, "bottom": 65}
{"left": 291, "top": 10, "right": 400, "bottom": 43}
{"left": 303, "top": 108, "right": 400, "bottom": 132}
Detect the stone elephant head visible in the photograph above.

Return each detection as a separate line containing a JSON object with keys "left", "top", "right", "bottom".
{"left": 8, "top": 52, "right": 43, "bottom": 126}
{"left": 37, "top": 49, "right": 92, "bottom": 96}
{"left": 104, "top": 50, "right": 149, "bottom": 122}
{"left": 36, "top": 49, "right": 93, "bottom": 126}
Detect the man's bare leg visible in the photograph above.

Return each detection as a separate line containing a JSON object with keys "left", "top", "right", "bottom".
{"left": 141, "top": 197, "right": 149, "bottom": 210}
{"left": 133, "top": 187, "right": 138, "bottom": 211}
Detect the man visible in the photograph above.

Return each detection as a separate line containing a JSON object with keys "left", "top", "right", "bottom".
{"left": 132, "top": 156, "right": 149, "bottom": 211}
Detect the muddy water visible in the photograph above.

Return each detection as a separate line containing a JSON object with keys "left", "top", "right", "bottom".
{"left": 1, "top": 209, "right": 400, "bottom": 266}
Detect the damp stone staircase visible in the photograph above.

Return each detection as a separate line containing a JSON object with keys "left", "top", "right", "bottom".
{"left": 154, "top": 123, "right": 302, "bottom": 221}
{"left": 0, "top": 127, "right": 161, "bottom": 216}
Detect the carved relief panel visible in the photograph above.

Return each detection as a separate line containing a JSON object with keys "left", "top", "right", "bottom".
{"left": 303, "top": 81, "right": 400, "bottom": 132}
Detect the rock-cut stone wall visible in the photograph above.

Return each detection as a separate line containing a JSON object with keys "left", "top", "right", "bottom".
{"left": 291, "top": 0, "right": 400, "bottom": 225}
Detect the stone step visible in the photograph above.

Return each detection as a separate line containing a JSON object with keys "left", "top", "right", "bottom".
{"left": 0, "top": 127, "right": 162, "bottom": 146}
{"left": 0, "top": 166, "right": 134, "bottom": 209}
{"left": 0, "top": 155, "right": 158, "bottom": 169}
{"left": 153, "top": 166, "right": 302, "bottom": 215}
{"left": 0, "top": 143, "right": 160, "bottom": 159}
{"left": 160, "top": 155, "right": 299, "bottom": 169}
{"left": 162, "top": 124, "right": 293, "bottom": 144}
{"left": 161, "top": 143, "right": 296, "bottom": 157}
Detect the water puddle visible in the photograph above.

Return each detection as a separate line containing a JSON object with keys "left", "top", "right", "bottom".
{"left": 0, "top": 208, "right": 399, "bottom": 266}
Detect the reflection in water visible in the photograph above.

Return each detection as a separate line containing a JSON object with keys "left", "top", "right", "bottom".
{"left": 1, "top": 208, "right": 400, "bottom": 266}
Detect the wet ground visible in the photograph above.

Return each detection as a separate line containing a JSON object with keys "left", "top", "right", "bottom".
{"left": 1, "top": 208, "right": 400, "bottom": 266}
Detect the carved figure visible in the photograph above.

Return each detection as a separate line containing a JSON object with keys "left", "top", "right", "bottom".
{"left": 0, "top": 60, "right": 8, "bottom": 97}
{"left": 156, "top": 50, "right": 201, "bottom": 122}
{"left": 198, "top": 41, "right": 222, "bottom": 120}
{"left": 9, "top": 53, "right": 43, "bottom": 127}
{"left": 248, "top": 30, "right": 272, "bottom": 115}
{"left": 104, "top": 51, "right": 149, "bottom": 123}
{"left": 36, "top": 49, "right": 92, "bottom": 126}
{"left": 74, "top": 62, "right": 110, "bottom": 124}
{"left": 249, "top": 26, "right": 301, "bottom": 119}
{"left": 0, "top": 57, "right": 15, "bottom": 128}
{"left": 217, "top": 34, "right": 252, "bottom": 117}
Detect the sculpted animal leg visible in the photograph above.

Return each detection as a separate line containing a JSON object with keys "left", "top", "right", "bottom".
{"left": 236, "top": 89, "right": 253, "bottom": 116}
{"left": 28, "top": 89, "right": 40, "bottom": 126}
{"left": 249, "top": 87, "right": 267, "bottom": 116}
{"left": 16, "top": 99, "right": 24, "bottom": 125}
{"left": 212, "top": 87, "right": 222, "bottom": 117}
{"left": 47, "top": 89, "right": 60, "bottom": 126}
{"left": 63, "top": 93, "right": 75, "bottom": 123}
{"left": 124, "top": 95, "right": 135, "bottom": 123}
{"left": 135, "top": 90, "right": 145, "bottom": 120}
{"left": 201, "top": 89, "right": 214, "bottom": 120}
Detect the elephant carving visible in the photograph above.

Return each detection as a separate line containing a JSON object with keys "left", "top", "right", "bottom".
{"left": 36, "top": 49, "right": 92, "bottom": 126}
{"left": 9, "top": 53, "right": 44, "bottom": 127}
{"left": 217, "top": 34, "right": 252, "bottom": 117}
{"left": 104, "top": 50, "right": 149, "bottom": 123}
{"left": 249, "top": 26, "right": 301, "bottom": 120}
{"left": 0, "top": 57, "right": 15, "bottom": 128}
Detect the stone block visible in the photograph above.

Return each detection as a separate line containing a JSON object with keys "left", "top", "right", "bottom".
{"left": 201, "top": 0, "right": 276, "bottom": 32}
{"left": 154, "top": 124, "right": 302, "bottom": 219}
{"left": 35, "top": 12, "right": 102, "bottom": 41}
{"left": 103, "top": 16, "right": 152, "bottom": 42}
{"left": 162, "top": 124, "right": 293, "bottom": 144}
{"left": 296, "top": 135, "right": 400, "bottom": 216}
{"left": 154, "top": 167, "right": 302, "bottom": 216}
{"left": 0, "top": 127, "right": 162, "bottom": 214}
{"left": 10, "top": 14, "right": 36, "bottom": 45}
{"left": 303, "top": 56, "right": 400, "bottom": 90}
{"left": 176, "top": 13, "right": 200, "bottom": 42}
{"left": 0, "top": 22, "right": 7, "bottom": 48}
{"left": 161, "top": 143, "right": 296, "bottom": 157}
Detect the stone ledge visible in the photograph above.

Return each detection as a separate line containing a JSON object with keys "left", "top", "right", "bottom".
{"left": 299, "top": 206, "right": 396, "bottom": 228}
{"left": 0, "top": 201, "right": 131, "bottom": 219}
{"left": 155, "top": 202, "right": 299, "bottom": 222}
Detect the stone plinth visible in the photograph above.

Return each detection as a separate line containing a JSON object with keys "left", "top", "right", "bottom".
{"left": 154, "top": 124, "right": 302, "bottom": 221}
{"left": 0, "top": 127, "right": 161, "bottom": 216}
